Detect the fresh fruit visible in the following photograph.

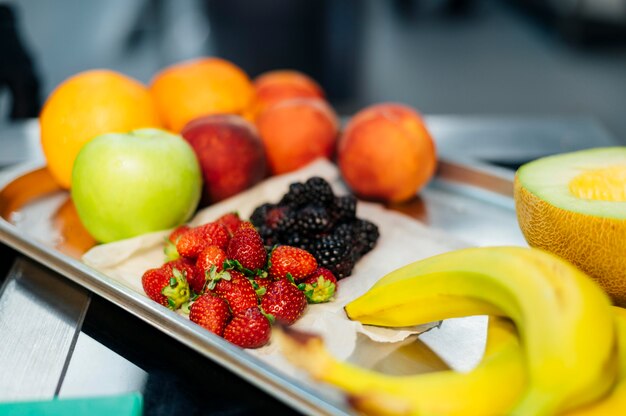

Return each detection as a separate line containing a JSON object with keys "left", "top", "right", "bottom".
{"left": 143, "top": 208, "right": 342, "bottom": 347}
{"left": 256, "top": 98, "right": 339, "bottom": 175}
{"left": 215, "top": 212, "right": 242, "bottom": 236}
{"left": 250, "top": 176, "right": 379, "bottom": 278}
{"left": 223, "top": 306, "right": 272, "bottom": 349}
{"left": 344, "top": 246, "right": 616, "bottom": 415}
{"left": 164, "top": 225, "right": 190, "bottom": 261}
{"left": 181, "top": 114, "right": 267, "bottom": 206}
{"left": 300, "top": 267, "right": 337, "bottom": 304}
{"left": 71, "top": 128, "right": 202, "bottom": 243}
{"left": 226, "top": 226, "right": 267, "bottom": 272}
{"left": 211, "top": 271, "right": 258, "bottom": 314}
{"left": 176, "top": 222, "right": 230, "bottom": 259}
{"left": 189, "top": 294, "right": 231, "bottom": 336}
{"left": 150, "top": 57, "right": 255, "bottom": 132}
{"left": 40, "top": 69, "right": 163, "bottom": 189}
{"left": 261, "top": 278, "right": 307, "bottom": 325}
{"left": 267, "top": 245, "right": 317, "bottom": 281}
{"left": 276, "top": 315, "right": 525, "bottom": 416}
{"left": 564, "top": 306, "right": 626, "bottom": 415}
{"left": 141, "top": 263, "right": 190, "bottom": 310}
{"left": 514, "top": 147, "right": 626, "bottom": 306}
{"left": 337, "top": 103, "right": 437, "bottom": 202}
{"left": 165, "top": 257, "right": 203, "bottom": 294}
{"left": 249, "top": 70, "right": 325, "bottom": 119}
{"left": 195, "top": 245, "right": 227, "bottom": 285}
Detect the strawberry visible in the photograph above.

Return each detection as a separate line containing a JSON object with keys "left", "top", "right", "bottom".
{"left": 164, "top": 257, "right": 203, "bottom": 294}
{"left": 237, "top": 221, "right": 256, "bottom": 230}
{"left": 212, "top": 271, "right": 259, "bottom": 314}
{"left": 164, "top": 224, "right": 190, "bottom": 261}
{"left": 224, "top": 307, "right": 271, "bottom": 349}
{"left": 267, "top": 245, "right": 317, "bottom": 281}
{"left": 141, "top": 264, "right": 190, "bottom": 310}
{"left": 300, "top": 267, "right": 337, "bottom": 304}
{"left": 196, "top": 245, "right": 227, "bottom": 290}
{"left": 261, "top": 278, "right": 307, "bottom": 325}
{"left": 176, "top": 222, "right": 230, "bottom": 259}
{"left": 216, "top": 212, "right": 242, "bottom": 236}
{"left": 251, "top": 277, "right": 274, "bottom": 298}
{"left": 227, "top": 227, "right": 267, "bottom": 271}
{"left": 189, "top": 294, "right": 231, "bottom": 336}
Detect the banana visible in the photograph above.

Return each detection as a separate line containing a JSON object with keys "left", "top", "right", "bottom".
{"left": 563, "top": 306, "right": 626, "bottom": 415}
{"left": 344, "top": 246, "right": 616, "bottom": 415}
{"left": 275, "top": 315, "right": 525, "bottom": 416}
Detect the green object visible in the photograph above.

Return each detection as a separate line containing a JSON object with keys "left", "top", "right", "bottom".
{"left": 0, "top": 392, "right": 143, "bottom": 416}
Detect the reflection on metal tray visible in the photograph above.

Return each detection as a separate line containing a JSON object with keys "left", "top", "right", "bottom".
{"left": 0, "top": 158, "right": 524, "bottom": 415}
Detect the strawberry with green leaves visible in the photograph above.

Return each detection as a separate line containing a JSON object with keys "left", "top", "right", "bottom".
{"left": 141, "top": 264, "right": 190, "bottom": 310}
{"left": 195, "top": 245, "right": 227, "bottom": 292}
{"left": 164, "top": 224, "right": 190, "bottom": 261}
{"left": 267, "top": 245, "right": 317, "bottom": 281}
{"left": 211, "top": 270, "right": 259, "bottom": 314}
{"left": 226, "top": 226, "right": 267, "bottom": 272}
{"left": 224, "top": 306, "right": 271, "bottom": 349}
{"left": 299, "top": 267, "right": 337, "bottom": 303}
{"left": 176, "top": 222, "right": 230, "bottom": 259}
{"left": 165, "top": 257, "right": 203, "bottom": 294}
{"left": 261, "top": 277, "right": 307, "bottom": 325}
{"left": 189, "top": 294, "right": 231, "bottom": 336}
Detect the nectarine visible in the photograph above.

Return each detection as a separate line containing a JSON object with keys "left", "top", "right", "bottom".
{"left": 256, "top": 98, "right": 338, "bottom": 175}
{"left": 181, "top": 114, "right": 267, "bottom": 206}
{"left": 337, "top": 103, "right": 437, "bottom": 202}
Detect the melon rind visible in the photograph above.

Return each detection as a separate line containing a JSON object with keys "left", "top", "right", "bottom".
{"left": 514, "top": 147, "right": 626, "bottom": 306}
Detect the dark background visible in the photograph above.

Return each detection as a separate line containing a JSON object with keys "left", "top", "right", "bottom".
{"left": 2, "top": 0, "right": 626, "bottom": 142}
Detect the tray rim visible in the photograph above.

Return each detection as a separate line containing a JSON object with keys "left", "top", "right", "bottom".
{"left": 0, "top": 158, "right": 516, "bottom": 415}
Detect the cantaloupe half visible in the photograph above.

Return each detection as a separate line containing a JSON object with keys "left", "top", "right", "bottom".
{"left": 514, "top": 147, "right": 626, "bottom": 306}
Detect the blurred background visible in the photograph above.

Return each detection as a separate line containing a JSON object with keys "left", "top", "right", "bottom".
{"left": 2, "top": 0, "right": 626, "bottom": 143}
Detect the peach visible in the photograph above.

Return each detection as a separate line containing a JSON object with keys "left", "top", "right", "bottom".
{"left": 181, "top": 114, "right": 267, "bottom": 206}
{"left": 256, "top": 98, "right": 339, "bottom": 175}
{"left": 337, "top": 103, "right": 437, "bottom": 202}
{"left": 249, "top": 70, "right": 325, "bottom": 120}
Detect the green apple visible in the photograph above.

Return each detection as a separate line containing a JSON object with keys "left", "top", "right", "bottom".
{"left": 71, "top": 128, "right": 202, "bottom": 243}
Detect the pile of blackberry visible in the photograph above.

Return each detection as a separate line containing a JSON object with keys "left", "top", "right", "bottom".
{"left": 250, "top": 177, "right": 379, "bottom": 279}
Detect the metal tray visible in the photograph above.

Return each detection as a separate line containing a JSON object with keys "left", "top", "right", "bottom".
{"left": 0, "top": 157, "right": 525, "bottom": 415}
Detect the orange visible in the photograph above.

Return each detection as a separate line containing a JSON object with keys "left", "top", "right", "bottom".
{"left": 40, "top": 69, "right": 162, "bottom": 189}
{"left": 149, "top": 57, "right": 255, "bottom": 132}
{"left": 248, "top": 69, "right": 325, "bottom": 120}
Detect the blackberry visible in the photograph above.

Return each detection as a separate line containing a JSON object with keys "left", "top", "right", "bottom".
{"left": 311, "top": 234, "right": 355, "bottom": 279}
{"left": 250, "top": 202, "right": 275, "bottom": 229}
{"left": 279, "top": 182, "right": 309, "bottom": 208}
{"left": 257, "top": 225, "right": 279, "bottom": 247}
{"left": 282, "top": 233, "right": 315, "bottom": 253}
{"left": 304, "top": 177, "right": 335, "bottom": 207}
{"left": 265, "top": 206, "right": 292, "bottom": 230}
{"left": 333, "top": 195, "right": 357, "bottom": 222}
{"left": 332, "top": 221, "right": 355, "bottom": 243}
{"left": 352, "top": 219, "right": 380, "bottom": 258}
{"left": 331, "top": 256, "right": 356, "bottom": 280}
{"left": 292, "top": 205, "right": 334, "bottom": 234}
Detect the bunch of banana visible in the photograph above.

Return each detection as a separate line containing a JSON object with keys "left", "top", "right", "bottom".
{"left": 276, "top": 246, "right": 624, "bottom": 416}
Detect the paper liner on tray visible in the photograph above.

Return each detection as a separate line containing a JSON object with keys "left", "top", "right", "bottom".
{"left": 82, "top": 158, "right": 470, "bottom": 370}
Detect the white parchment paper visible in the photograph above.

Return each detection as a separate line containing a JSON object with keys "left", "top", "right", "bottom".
{"left": 82, "top": 158, "right": 470, "bottom": 373}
